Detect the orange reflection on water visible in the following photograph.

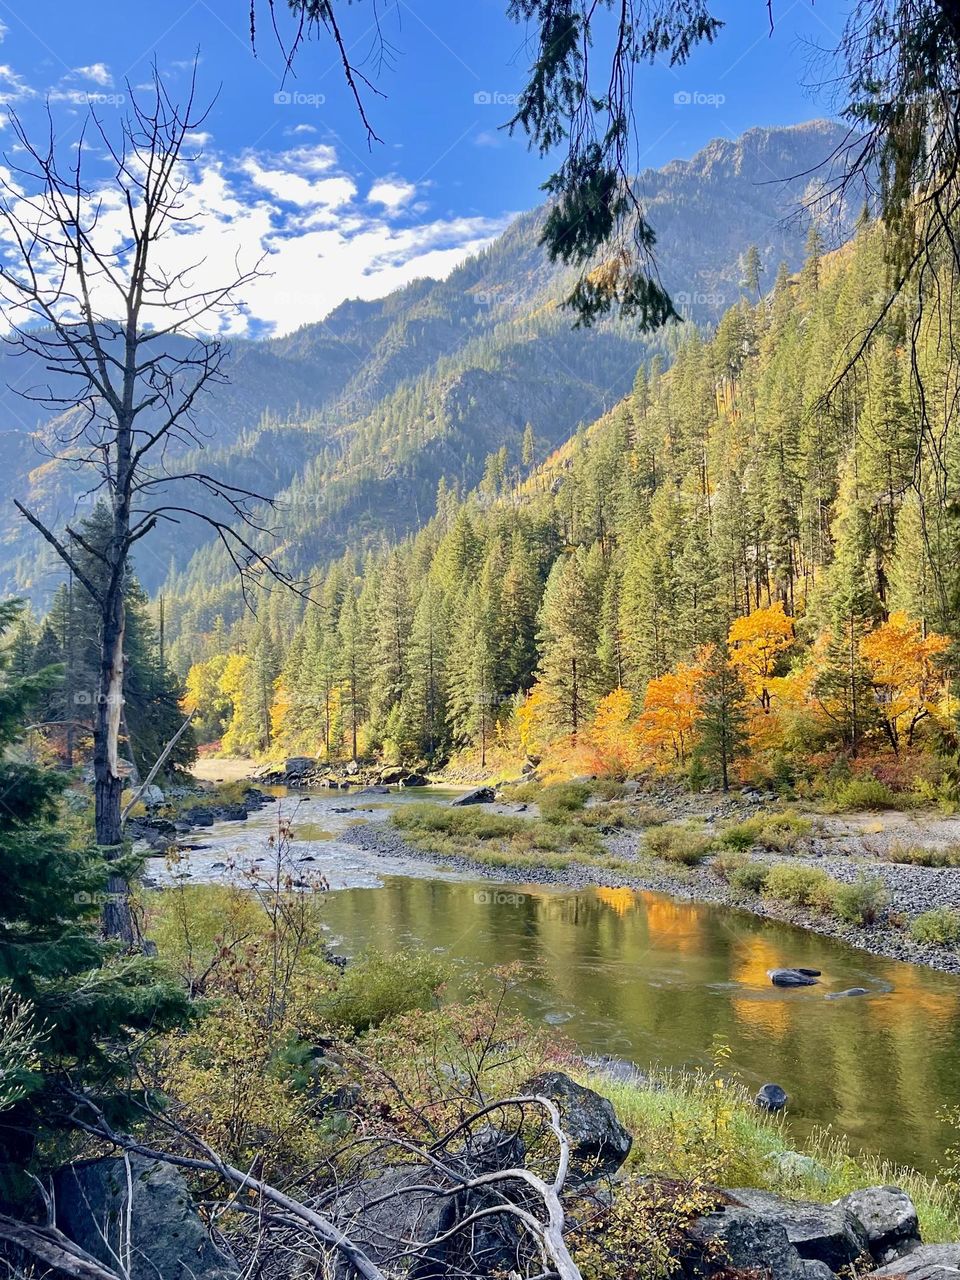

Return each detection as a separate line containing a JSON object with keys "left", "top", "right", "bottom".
{"left": 595, "top": 886, "right": 639, "bottom": 917}
{"left": 642, "top": 894, "right": 704, "bottom": 954}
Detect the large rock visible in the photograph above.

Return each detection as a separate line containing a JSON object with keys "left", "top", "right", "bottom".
{"left": 756, "top": 1082, "right": 789, "bottom": 1112}
{"left": 285, "top": 756, "right": 316, "bottom": 775}
{"left": 728, "top": 1188, "right": 869, "bottom": 1272}
{"left": 519, "top": 1070, "right": 631, "bottom": 1182}
{"left": 54, "top": 1156, "right": 237, "bottom": 1280}
{"left": 769, "top": 968, "right": 821, "bottom": 987}
{"left": 871, "top": 1244, "right": 960, "bottom": 1277}
{"left": 331, "top": 1127, "right": 525, "bottom": 1279}
{"left": 839, "top": 1186, "right": 921, "bottom": 1264}
{"left": 802, "top": 1263, "right": 838, "bottom": 1280}
{"left": 450, "top": 786, "right": 495, "bottom": 806}
{"left": 683, "top": 1204, "right": 807, "bottom": 1278}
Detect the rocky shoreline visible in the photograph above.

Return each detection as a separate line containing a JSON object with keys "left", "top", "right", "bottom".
{"left": 339, "top": 813, "right": 960, "bottom": 976}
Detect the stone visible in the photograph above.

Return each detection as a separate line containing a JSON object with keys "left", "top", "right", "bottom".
{"left": 357, "top": 785, "right": 390, "bottom": 796}
{"left": 450, "top": 786, "right": 496, "bottom": 806}
{"left": 519, "top": 1070, "right": 631, "bottom": 1182}
{"left": 871, "top": 1244, "right": 960, "bottom": 1277}
{"left": 728, "top": 1188, "right": 869, "bottom": 1272}
{"left": 802, "top": 1262, "right": 838, "bottom": 1280}
{"left": 767, "top": 1151, "right": 831, "bottom": 1189}
{"left": 378, "top": 766, "right": 406, "bottom": 784}
{"left": 284, "top": 756, "right": 316, "bottom": 775}
{"left": 825, "top": 987, "right": 870, "bottom": 1000}
{"left": 399, "top": 773, "right": 429, "bottom": 787}
{"left": 769, "top": 968, "right": 821, "bottom": 987}
{"left": 839, "top": 1186, "right": 921, "bottom": 1264}
{"left": 54, "top": 1156, "right": 237, "bottom": 1280}
{"left": 684, "top": 1204, "right": 807, "bottom": 1278}
{"left": 583, "top": 1053, "right": 653, "bottom": 1088}
{"left": 140, "top": 784, "right": 165, "bottom": 806}
{"left": 756, "top": 1083, "right": 789, "bottom": 1112}
{"left": 212, "top": 803, "right": 247, "bottom": 822}
{"left": 181, "top": 807, "right": 214, "bottom": 827}
{"left": 345, "top": 759, "right": 359, "bottom": 775}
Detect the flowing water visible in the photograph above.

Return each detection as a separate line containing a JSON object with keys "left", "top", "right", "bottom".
{"left": 150, "top": 787, "right": 960, "bottom": 1174}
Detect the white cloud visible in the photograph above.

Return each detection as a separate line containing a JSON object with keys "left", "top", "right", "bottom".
{"left": 368, "top": 176, "right": 417, "bottom": 210}
{"left": 0, "top": 64, "right": 35, "bottom": 105}
{"left": 73, "top": 63, "right": 113, "bottom": 87}
{"left": 0, "top": 140, "right": 510, "bottom": 339}
{"left": 288, "top": 123, "right": 317, "bottom": 136}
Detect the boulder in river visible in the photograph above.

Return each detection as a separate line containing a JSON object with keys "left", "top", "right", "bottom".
{"left": 450, "top": 786, "right": 496, "bottom": 806}
{"left": 285, "top": 756, "right": 316, "bottom": 775}
{"left": 825, "top": 987, "right": 870, "bottom": 1000}
{"left": 728, "top": 1188, "right": 868, "bottom": 1273}
{"left": 769, "top": 968, "right": 821, "bottom": 987}
{"left": 839, "top": 1186, "right": 921, "bottom": 1264}
{"left": 519, "top": 1070, "right": 631, "bottom": 1182}
{"left": 755, "top": 1083, "right": 789, "bottom": 1112}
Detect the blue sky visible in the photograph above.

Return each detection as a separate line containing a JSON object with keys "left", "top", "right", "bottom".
{"left": 0, "top": 0, "right": 851, "bottom": 335}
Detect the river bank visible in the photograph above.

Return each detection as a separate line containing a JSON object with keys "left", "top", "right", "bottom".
{"left": 339, "top": 806, "right": 960, "bottom": 976}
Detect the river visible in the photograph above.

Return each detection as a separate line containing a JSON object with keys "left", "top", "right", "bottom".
{"left": 148, "top": 785, "right": 960, "bottom": 1174}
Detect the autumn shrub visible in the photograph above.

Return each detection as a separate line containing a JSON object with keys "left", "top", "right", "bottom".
{"left": 729, "top": 861, "right": 770, "bottom": 894}
{"left": 828, "top": 874, "right": 890, "bottom": 926}
{"left": 763, "top": 863, "right": 833, "bottom": 907}
{"left": 318, "top": 948, "right": 449, "bottom": 1033}
{"left": 644, "top": 824, "right": 714, "bottom": 865}
{"left": 889, "top": 843, "right": 960, "bottom": 868}
{"left": 909, "top": 907, "right": 960, "bottom": 947}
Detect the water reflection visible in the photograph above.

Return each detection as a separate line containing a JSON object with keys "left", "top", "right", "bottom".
{"left": 320, "top": 876, "right": 960, "bottom": 1173}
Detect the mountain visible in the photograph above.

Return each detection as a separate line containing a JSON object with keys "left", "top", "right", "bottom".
{"left": 0, "top": 120, "right": 862, "bottom": 614}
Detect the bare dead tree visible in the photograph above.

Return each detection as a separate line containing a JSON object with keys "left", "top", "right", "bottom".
{"left": 0, "top": 68, "right": 298, "bottom": 942}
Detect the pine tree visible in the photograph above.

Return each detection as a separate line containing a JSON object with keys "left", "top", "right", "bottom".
{"left": 537, "top": 547, "right": 602, "bottom": 737}
{"left": 695, "top": 640, "right": 748, "bottom": 790}
{"left": 0, "top": 599, "right": 186, "bottom": 1159}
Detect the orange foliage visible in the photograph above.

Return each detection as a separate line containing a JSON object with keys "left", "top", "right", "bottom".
{"left": 728, "top": 601, "right": 795, "bottom": 711}
{"left": 859, "top": 611, "right": 950, "bottom": 752}
{"left": 635, "top": 657, "right": 705, "bottom": 767}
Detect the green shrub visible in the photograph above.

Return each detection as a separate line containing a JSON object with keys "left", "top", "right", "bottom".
{"left": 730, "top": 861, "right": 771, "bottom": 894}
{"left": 763, "top": 863, "right": 833, "bottom": 907}
{"left": 829, "top": 874, "right": 890, "bottom": 926}
{"left": 319, "top": 948, "right": 449, "bottom": 1032}
{"left": 719, "top": 811, "right": 811, "bottom": 853}
{"left": 537, "top": 782, "right": 592, "bottom": 820}
{"left": 644, "top": 824, "right": 714, "bottom": 865}
{"left": 712, "top": 849, "right": 748, "bottom": 881}
{"left": 909, "top": 908, "right": 960, "bottom": 947}
{"left": 830, "top": 777, "right": 900, "bottom": 812}
{"left": 889, "top": 844, "right": 960, "bottom": 868}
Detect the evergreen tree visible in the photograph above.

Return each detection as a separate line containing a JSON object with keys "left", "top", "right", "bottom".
{"left": 537, "top": 547, "right": 602, "bottom": 737}
{"left": 695, "top": 640, "right": 748, "bottom": 791}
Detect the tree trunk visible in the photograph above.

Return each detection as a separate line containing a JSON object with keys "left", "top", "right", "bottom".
{"left": 94, "top": 575, "right": 134, "bottom": 943}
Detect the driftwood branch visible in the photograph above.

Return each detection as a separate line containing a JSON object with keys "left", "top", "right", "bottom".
{"left": 121, "top": 708, "right": 195, "bottom": 826}
{"left": 0, "top": 1212, "right": 122, "bottom": 1280}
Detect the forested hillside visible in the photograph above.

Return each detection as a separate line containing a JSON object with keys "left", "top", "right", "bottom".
{"left": 1, "top": 121, "right": 858, "bottom": 606}
{"left": 177, "top": 216, "right": 959, "bottom": 789}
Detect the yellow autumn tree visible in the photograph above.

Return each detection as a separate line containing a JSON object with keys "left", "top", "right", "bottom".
{"left": 860, "top": 611, "right": 950, "bottom": 753}
{"left": 636, "top": 658, "right": 704, "bottom": 767}
{"left": 728, "top": 602, "right": 795, "bottom": 712}
{"left": 515, "top": 684, "right": 549, "bottom": 761}
{"left": 586, "top": 687, "right": 638, "bottom": 776}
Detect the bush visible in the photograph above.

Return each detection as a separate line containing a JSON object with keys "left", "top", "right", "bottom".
{"left": 320, "top": 948, "right": 449, "bottom": 1033}
{"left": 909, "top": 907, "right": 960, "bottom": 947}
{"left": 829, "top": 874, "right": 889, "bottom": 927}
{"left": 644, "top": 824, "right": 714, "bottom": 865}
{"left": 537, "top": 782, "right": 592, "bottom": 820}
{"left": 719, "top": 811, "right": 811, "bottom": 853}
{"left": 763, "top": 863, "right": 833, "bottom": 907}
{"left": 889, "top": 844, "right": 960, "bottom": 868}
{"left": 712, "top": 849, "right": 748, "bottom": 881}
{"left": 830, "top": 777, "right": 900, "bottom": 812}
{"left": 729, "top": 861, "right": 770, "bottom": 894}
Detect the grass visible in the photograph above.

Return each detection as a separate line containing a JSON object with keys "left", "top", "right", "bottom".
{"left": 826, "top": 777, "right": 903, "bottom": 812}
{"left": 580, "top": 1066, "right": 960, "bottom": 1245}
{"left": 391, "top": 802, "right": 641, "bottom": 873}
